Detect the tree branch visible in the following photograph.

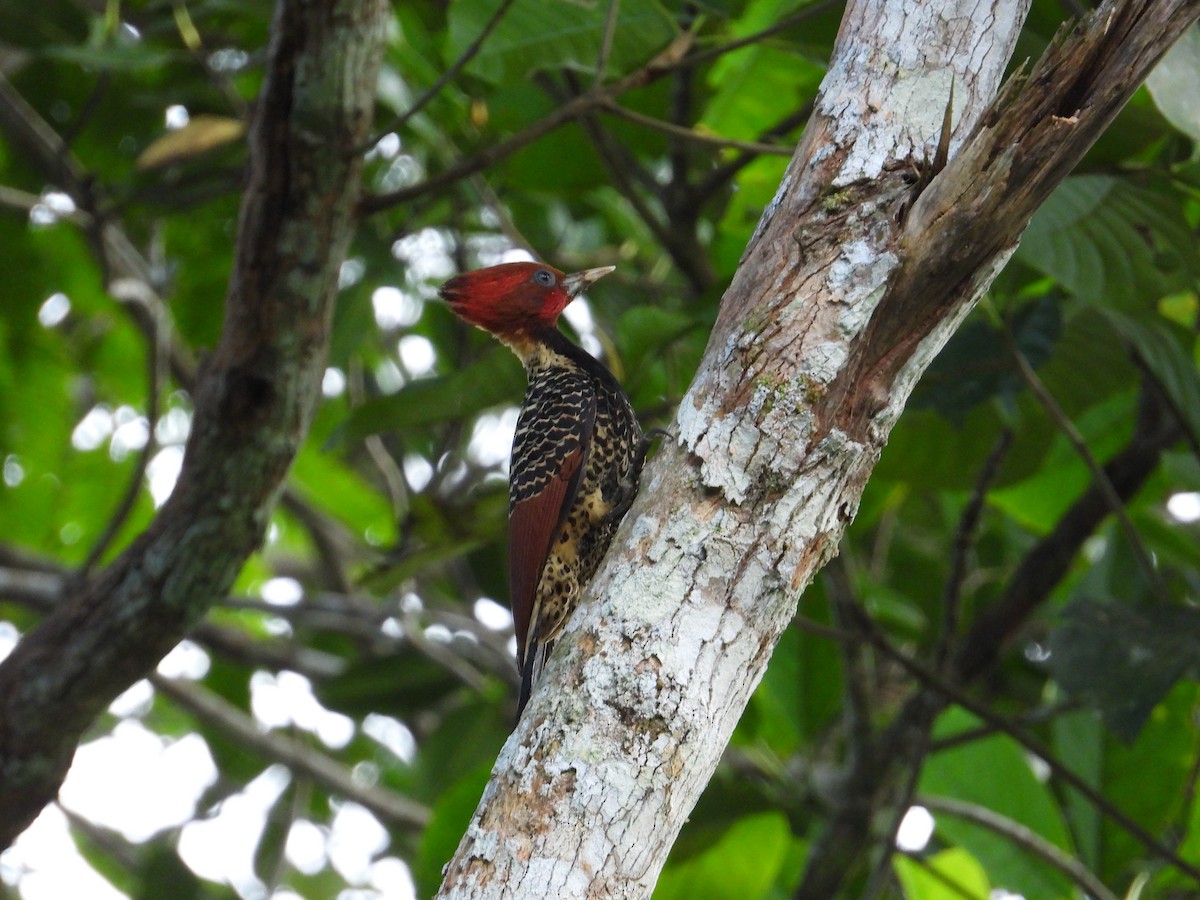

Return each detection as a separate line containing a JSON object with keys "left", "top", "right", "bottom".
{"left": 0, "top": 0, "right": 388, "bottom": 849}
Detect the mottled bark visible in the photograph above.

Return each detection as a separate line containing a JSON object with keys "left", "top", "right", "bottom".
{"left": 436, "top": 1, "right": 1200, "bottom": 897}
{"left": 0, "top": 0, "right": 387, "bottom": 848}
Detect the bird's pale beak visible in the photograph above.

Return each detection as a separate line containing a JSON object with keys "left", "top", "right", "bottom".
{"left": 562, "top": 266, "right": 615, "bottom": 297}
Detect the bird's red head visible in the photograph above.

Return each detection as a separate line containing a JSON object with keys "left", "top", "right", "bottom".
{"left": 438, "top": 262, "right": 614, "bottom": 340}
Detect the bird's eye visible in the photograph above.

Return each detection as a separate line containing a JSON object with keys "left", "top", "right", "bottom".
{"left": 533, "top": 268, "right": 556, "bottom": 287}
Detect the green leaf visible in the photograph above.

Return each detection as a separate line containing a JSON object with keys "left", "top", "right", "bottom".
{"left": 920, "top": 708, "right": 1073, "bottom": 898}
{"left": 655, "top": 813, "right": 792, "bottom": 900}
{"left": 702, "top": 21, "right": 823, "bottom": 139}
{"left": 894, "top": 847, "right": 991, "bottom": 900}
{"left": 42, "top": 42, "right": 180, "bottom": 71}
{"left": 1054, "top": 684, "right": 1199, "bottom": 883}
{"left": 1016, "top": 176, "right": 1198, "bottom": 311}
{"left": 911, "top": 295, "right": 1060, "bottom": 423}
{"left": 1047, "top": 598, "right": 1200, "bottom": 742}
{"left": 989, "top": 392, "right": 1135, "bottom": 533}
{"left": 1145, "top": 24, "right": 1200, "bottom": 143}
{"left": 1102, "top": 310, "right": 1200, "bottom": 444}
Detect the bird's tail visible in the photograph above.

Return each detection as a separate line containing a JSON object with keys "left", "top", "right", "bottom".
{"left": 516, "top": 640, "right": 553, "bottom": 721}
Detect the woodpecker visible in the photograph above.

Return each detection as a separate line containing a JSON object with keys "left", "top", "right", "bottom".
{"left": 439, "top": 262, "right": 648, "bottom": 717}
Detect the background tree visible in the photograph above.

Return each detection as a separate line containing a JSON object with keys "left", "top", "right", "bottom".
{"left": 1, "top": 2, "right": 1199, "bottom": 899}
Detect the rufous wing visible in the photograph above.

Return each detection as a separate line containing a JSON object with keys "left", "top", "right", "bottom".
{"left": 507, "top": 375, "right": 596, "bottom": 712}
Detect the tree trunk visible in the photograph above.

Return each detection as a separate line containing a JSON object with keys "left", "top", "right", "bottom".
{"left": 0, "top": 0, "right": 387, "bottom": 848}
{"left": 436, "top": 1, "right": 1200, "bottom": 896}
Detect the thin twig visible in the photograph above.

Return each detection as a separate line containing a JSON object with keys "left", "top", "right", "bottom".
{"left": 600, "top": 100, "right": 794, "bottom": 156}
{"left": 934, "top": 429, "right": 1012, "bottom": 672}
{"left": 826, "top": 562, "right": 875, "bottom": 770}
{"left": 919, "top": 795, "right": 1119, "bottom": 900}
{"left": 1010, "top": 343, "right": 1169, "bottom": 604}
{"left": 593, "top": 0, "right": 621, "bottom": 88}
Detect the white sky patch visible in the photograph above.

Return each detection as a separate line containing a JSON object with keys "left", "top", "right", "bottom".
{"left": 38, "top": 292, "right": 71, "bottom": 327}
{"left": 403, "top": 454, "right": 433, "bottom": 492}
{"left": 178, "top": 764, "right": 290, "bottom": 897}
{"left": 29, "top": 193, "right": 74, "bottom": 226}
{"left": 260, "top": 576, "right": 303, "bottom": 606}
{"left": 372, "top": 285, "right": 423, "bottom": 329}
{"left": 362, "top": 714, "right": 417, "bottom": 764}
{"left": 146, "top": 445, "right": 184, "bottom": 507}
{"left": 397, "top": 334, "right": 436, "bottom": 377}
{"left": 3, "top": 455, "right": 24, "bottom": 487}
{"left": 1167, "top": 491, "right": 1200, "bottom": 523}
{"left": 42, "top": 191, "right": 76, "bottom": 216}
{"left": 370, "top": 857, "right": 417, "bottom": 899}
{"left": 374, "top": 358, "right": 406, "bottom": 394}
{"left": 157, "top": 640, "right": 211, "bottom": 680}
{"left": 208, "top": 47, "right": 249, "bottom": 73}
{"left": 322, "top": 367, "right": 346, "bottom": 398}
{"left": 0, "top": 621, "right": 20, "bottom": 663}
{"left": 339, "top": 256, "right": 365, "bottom": 290}
{"left": 59, "top": 721, "right": 217, "bottom": 843}
{"left": 424, "top": 623, "right": 453, "bottom": 644}
{"left": 165, "top": 104, "right": 190, "bottom": 129}
{"left": 327, "top": 802, "right": 389, "bottom": 884}
{"left": 109, "top": 679, "right": 154, "bottom": 718}
{"left": 377, "top": 154, "right": 425, "bottom": 193}
{"left": 250, "top": 671, "right": 355, "bottom": 750}
{"left": 1, "top": 806, "right": 127, "bottom": 900}
{"left": 1027, "top": 753, "right": 1051, "bottom": 782}
{"left": 353, "top": 760, "right": 381, "bottom": 788}
{"left": 390, "top": 228, "right": 457, "bottom": 285}
{"left": 285, "top": 819, "right": 327, "bottom": 876}
{"left": 1082, "top": 534, "right": 1107, "bottom": 563}
{"left": 474, "top": 597, "right": 513, "bottom": 631}
{"left": 467, "top": 408, "right": 518, "bottom": 469}
{"left": 262, "top": 616, "right": 292, "bottom": 638}
{"left": 562, "top": 296, "right": 595, "bottom": 334}
{"left": 499, "top": 247, "right": 535, "bottom": 264}
{"left": 369, "top": 132, "right": 402, "bottom": 161}
{"left": 895, "top": 805, "right": 935, "bottom": 852}
{"left": 110, "top": 408, "right": 150, "bottom": 461}
{"left": 563, "top": 298, "right": 603, "bottom": 357}
{"left": 72, "top": 405, "right": 114, "bottom": 451}
{"left": 155, "top": 406, "right": 192, "bottom": 445}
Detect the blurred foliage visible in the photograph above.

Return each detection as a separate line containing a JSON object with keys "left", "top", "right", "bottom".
{"left": 1, "top": 1, "right": 1199, "bottom": 898}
